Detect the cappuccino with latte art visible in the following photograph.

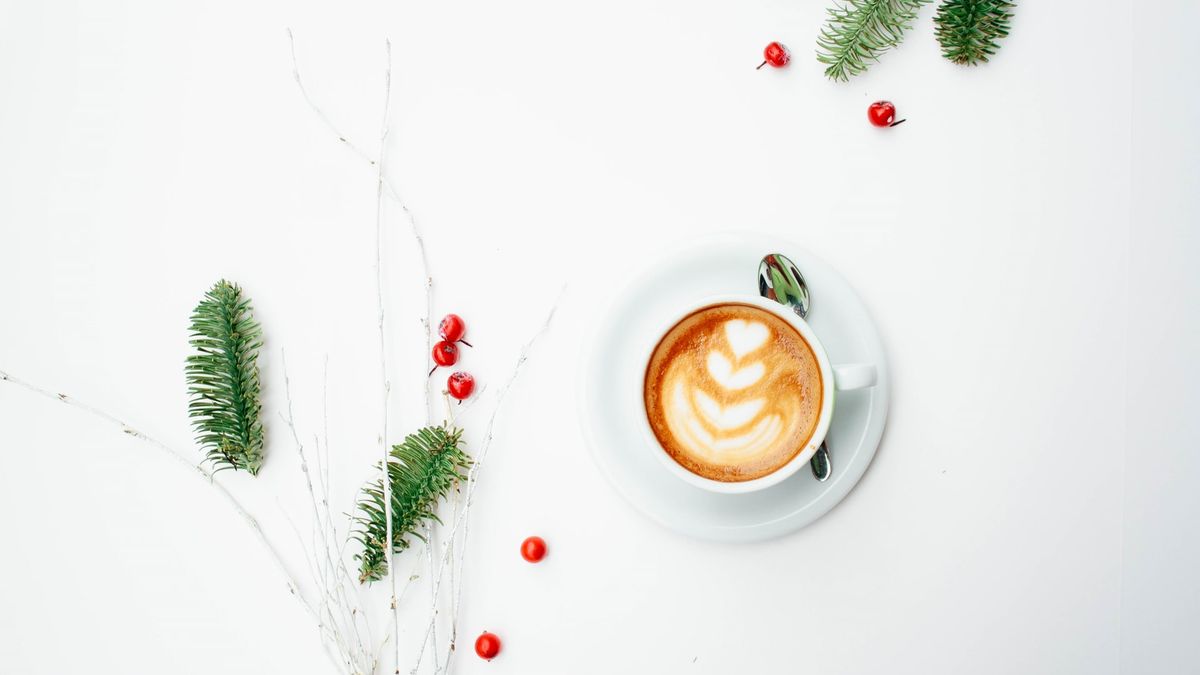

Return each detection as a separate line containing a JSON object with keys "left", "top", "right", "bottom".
{"left": 643, "top": 302, "right": 823, "bottom": 482}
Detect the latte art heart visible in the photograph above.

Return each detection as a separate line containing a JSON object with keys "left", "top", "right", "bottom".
{"left": 644, "top": 303, "right": 824, "bottom": 483}
{"left": 724, "top": 319, "right": 770, "bottom": 358}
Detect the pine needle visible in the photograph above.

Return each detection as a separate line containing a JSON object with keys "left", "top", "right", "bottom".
{"left": 354, "top": 426, "right": 471, "bottom": 584}
{"left": 186, "top": 280, "right": 265, "bottom": 475}
{"left": 816, "top": 0, "right": 930, "bottom": 81}
{"left": 934, "top": 0, "right": 1014, "bottom": 65}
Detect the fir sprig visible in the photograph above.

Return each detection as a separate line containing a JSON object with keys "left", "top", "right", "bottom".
{"left": 934, "top": 0, "right": 1014, "bottom": 65}
{"left": 186, "top": 280, "right": 265, "bottom": 475}
{"left": 354, "top": 425, "right": 471, "bottom": 584}
{"left": 817, "top": 0, "right": 930, "bottom": 81}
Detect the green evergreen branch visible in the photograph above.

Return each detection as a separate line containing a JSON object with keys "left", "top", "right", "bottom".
{"left": 186, "top": 280, "right": 265, "bottom": 475}
{"left": 817, "top": 0, "right": 929, "bottom": 81}
{"left": 934, "top": 0, "right": 1014, "bottom": 65}
{"left": 354, "top": 425, "right": 471, "bottom": 584}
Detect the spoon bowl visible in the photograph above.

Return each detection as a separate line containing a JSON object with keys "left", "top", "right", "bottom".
{"left": 758, "top": 253, "right": 811, "bottom": 320}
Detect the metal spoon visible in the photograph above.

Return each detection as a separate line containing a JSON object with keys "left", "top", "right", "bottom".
{"left": 758, "top": 253, "right": 832, "bottom": 482}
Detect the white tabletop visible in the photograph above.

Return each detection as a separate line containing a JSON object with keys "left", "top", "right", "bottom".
{"left": 1, "top": 1, "right": 1196, "bottom": 673}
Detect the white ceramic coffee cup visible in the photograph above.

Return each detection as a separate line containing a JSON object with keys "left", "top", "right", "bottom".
{"left": 640, "top": 294, "right": 877, "bottom": 494}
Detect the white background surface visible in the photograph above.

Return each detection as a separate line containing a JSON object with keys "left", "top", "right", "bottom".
{"left": 0, "top": 1, "right": 1196, "bottom": 673}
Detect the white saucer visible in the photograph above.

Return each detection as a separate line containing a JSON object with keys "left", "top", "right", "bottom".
{"left": 578, "top": 233, "right": 890, "bottom": 542}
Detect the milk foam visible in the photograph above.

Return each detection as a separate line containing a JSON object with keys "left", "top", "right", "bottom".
{"left": 644, "top": 304, "right": 823, "bottom": 482}
{"left": 661, "top": 318, "right": 789, "bottom": 463}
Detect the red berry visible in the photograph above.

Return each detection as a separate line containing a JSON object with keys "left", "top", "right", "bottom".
{"left": 868, "top": 100, "right": 905, "bottom": 127}
{"left": 432, "top": 341, "right": 459, "bottom": 367}
{"left": 520, "top": 536, "right": 547, "bottom": 563}
{"left": 447, "top": 371, "right": 475, "bottom": 400}
{"left": 439, "top": 314, "right": 466, "bottom": 342}
{"left": 475, "top": 632, "right": 501, "bottom": 660}
{"left": 757, "top": 42, "right": 790, "bottom": 70}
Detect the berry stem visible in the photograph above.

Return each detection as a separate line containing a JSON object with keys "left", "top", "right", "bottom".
{"left": 458, "top": 339, "right": 473, "bottom": 348}
{"left": 756, "top": 60, "right": 767, "bottom": 70}
{"left": 889, "top": 119, "right": 907, "bottom": 127}
{"left": 428, "top": 365, "right": 438, "bottom": 377}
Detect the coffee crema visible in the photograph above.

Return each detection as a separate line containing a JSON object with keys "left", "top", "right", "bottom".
{"left": 643, "top": 303, "right": 823, "bottom": 482}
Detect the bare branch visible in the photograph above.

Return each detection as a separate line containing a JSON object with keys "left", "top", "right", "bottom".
{"left": 0, "top": 369, "right": 320, "bottom": 634}
{"left": 287, "top": 28, "right": 378, "bottom": 169}
{"left": 280, "top": 354, "right": 375, "bottom": 674}
{"left": 366, "top": 38, "right": 403, "bottom": 675}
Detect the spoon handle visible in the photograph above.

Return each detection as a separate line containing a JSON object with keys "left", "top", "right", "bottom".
{"left": 810, "top": 442, "right": 831, "bottom": 482}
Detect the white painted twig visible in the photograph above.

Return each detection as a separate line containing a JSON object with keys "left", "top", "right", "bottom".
{"left": 371, "top": 547, "right": 427, "bottom": 668}
{"left": 286, "top": 29, "right": 414, "bottom": 218}
{"left": 318, "top": 360, "right": 375, "bottom": 670}
{"left": 287, "top": 28, "right": 376, "bottom": 170}
{"left": 366, "top": 38, "right": 403, "bottom": 675}
{"left": 443, "top": 392, "right": 460, "bottom": 669}
{"left": 0, "top": 369, "right": 322, "bottom": 639}
{"left": 281, "top": 354, "right": 374, "bottom": 674}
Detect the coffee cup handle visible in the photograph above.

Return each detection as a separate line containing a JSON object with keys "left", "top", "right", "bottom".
{"left": 833, "top": 364, "right": 877, "bottom": 391}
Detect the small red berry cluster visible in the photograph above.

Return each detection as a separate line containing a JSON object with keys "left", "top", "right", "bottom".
{"left": 431, "top": 314, "right": 475, "bottom": 400}
{"left": 756, "top": 41, "right": 906, "bottom": 128}
{"left": 473, "top": 535, "right": 548, "bottom": 662}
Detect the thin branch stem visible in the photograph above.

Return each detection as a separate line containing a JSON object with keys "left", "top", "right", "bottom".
{"left": 0, "top": 369, "right": 320, "bottom": 634}
{"left": 281, "top": 354, "right": 374, "bottom": 674}
{"left": 287, "top": 28, "right": 377, "bottom": 169}
{"left": 286, "top": 29, "right": 414, "bottom": 220}
{"left": 368, "top": 38, "right": 402, "bottom": 675}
